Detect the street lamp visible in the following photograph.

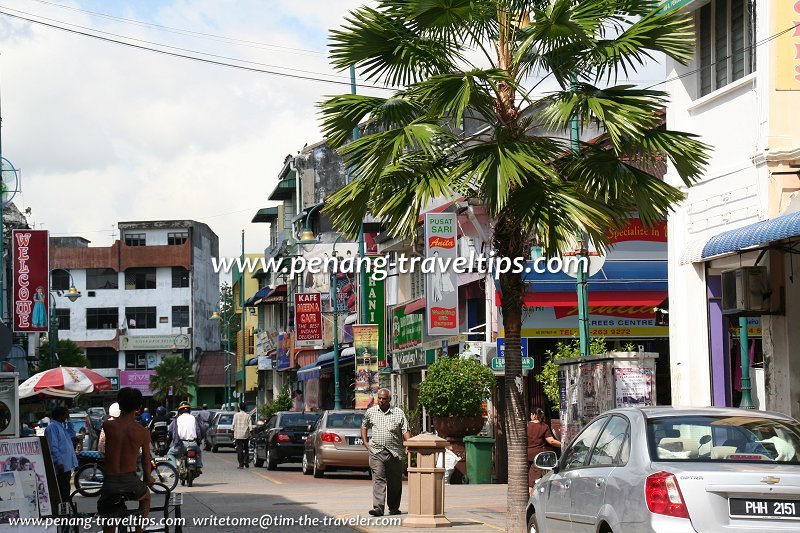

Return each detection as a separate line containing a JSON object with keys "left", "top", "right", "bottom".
{"left": 48, "top": 269, "right": 81, "bottom": 369}
{"left": 171, "top": 333, "right": 190, "bottom": 359}
{"left": 210, "top": 310, "right": 232, "bottom": 407}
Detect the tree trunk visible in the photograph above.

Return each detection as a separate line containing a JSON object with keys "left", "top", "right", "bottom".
{"left": 495, "top": 214, "right": 528, "bottom": 533}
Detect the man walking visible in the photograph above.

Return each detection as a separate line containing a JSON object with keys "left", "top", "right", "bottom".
{"left": 196, "top": 404, "right": 212, "bottom": 434}
{"left": 44, "top": 405, "right": 78, "bottom": 502}
{"left": 361, "top": 388, "right": 411, "bottom": 517}
{"left": 232, "top": 403, "right": 251, "bottom": 469}
{"left": 97, "top": 387, "right": 153, "bottom": 532}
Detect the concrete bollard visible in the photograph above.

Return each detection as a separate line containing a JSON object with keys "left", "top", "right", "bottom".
{"left": 403, "top": 433, "right": 451, "bottom": 528}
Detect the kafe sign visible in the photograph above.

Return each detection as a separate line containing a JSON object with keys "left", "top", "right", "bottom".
{"left": 295, "top": 293, "right": 323, "bottom": 347}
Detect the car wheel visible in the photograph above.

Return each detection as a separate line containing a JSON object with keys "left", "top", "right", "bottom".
{"left": 211, "top": 444, "right": 218, "bottom": 453}
{"left": 254, "top": 453, "right": 264, "bottom": 468}
{"left": 312, "top": 456, "right": 324, "bottom": 478}
{"left": 204, "top": 440, "right": 211, "bottom": 452}
{"left": 266, "top": 449, "right": 278, "bottom": 470}
{"left": 302, "top": 453, "right": 312, "bottom": 475}
{"left": 527, "top": 513, "right": 538, "bottom": 533}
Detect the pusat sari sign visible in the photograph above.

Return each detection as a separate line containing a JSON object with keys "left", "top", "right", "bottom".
{"left": 12, "top": 230, "right": 49, "bottom": 333}
{"left": 425, "top": 213, "right": 458, "bottom": 335}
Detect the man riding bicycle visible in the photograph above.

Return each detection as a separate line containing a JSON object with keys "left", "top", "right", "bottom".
{"left": 167, "top": 402, "right": 205, "bottom": 471}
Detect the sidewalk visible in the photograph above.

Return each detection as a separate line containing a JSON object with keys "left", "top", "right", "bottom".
{"left": 314, "top": 482, "right": 509, "bottom": 533}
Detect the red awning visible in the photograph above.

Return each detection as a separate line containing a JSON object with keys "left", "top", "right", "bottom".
{"left": 495, "top": 290, "right": 667, "bottom": 308}
{"left": 404, "top": 297, "right": 426, "bottom": 314}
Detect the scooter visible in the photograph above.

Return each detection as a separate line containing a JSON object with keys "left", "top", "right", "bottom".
{"left": 152, "top": 434, "right": 170, "bottom": 457}
{"left": 176, "top": 441, "right": 201, "bottom": 487}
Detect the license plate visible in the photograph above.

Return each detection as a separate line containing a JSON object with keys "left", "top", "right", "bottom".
{"left": 187, "top": 458, "right": 196, "bottom": 464}
{"left": 729, "top": 498, "right": 800, "bottom": 519}
{"left": 300, "top": 436, "right": 307, "bottom": 441}
{"left": 349, "top": 437, "right": 363, "bottom": 446}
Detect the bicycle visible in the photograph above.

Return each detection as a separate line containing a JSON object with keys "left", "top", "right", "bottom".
{"left": 74, "top": 452, "right": 178, "bottom": 496}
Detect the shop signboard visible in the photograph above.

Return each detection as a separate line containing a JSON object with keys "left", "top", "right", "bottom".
{"left": 295, "top": 293, "right": 323, "bottom": 347}
{"left": 12, "top": 230, "right": 49, "bottom": 333}
{"left": 365, "top": 265, "right": 386, "bottom": 367}
{"left": 120, "top": 335, "right": 191, "bottom": 351}
{"left": 354, "top": 324, "right": 380, "bottom": 409}
{"left": 276, "top": 332, "right": 291, "bottom": 371}
{"left": 0, "top": 437, "right": 57, "bottom": 515}
{"left": 119, "top": 370, "right": 156, "bottom": 396}
{"left": 394, "top": 348, "right": 426, "bottom": 370}
{"left": 659, "top": 0, "right": 693, "bottom": 13}
{"left": 490, "top": 357, "right": 534, "bottom": 371}
{"left": 108, "top": 376, "right": 119, "bottom": 391}
{"left": 424, "top": 212, "right": 459, "bottom": 335}
{"left": 496, "top": 337, "right": 529, "bottom": 358}
{"left": 391, "top": 306, "right": 422, "bottom": 350}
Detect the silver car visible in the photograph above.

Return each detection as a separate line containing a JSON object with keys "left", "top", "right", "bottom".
{"left": 528, "top": 407, "right": 800, "bottom": 533}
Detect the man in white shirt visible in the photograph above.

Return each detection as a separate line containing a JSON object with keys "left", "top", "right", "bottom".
{"left": 167, "top": 402, "right": 205, "bottom": 470}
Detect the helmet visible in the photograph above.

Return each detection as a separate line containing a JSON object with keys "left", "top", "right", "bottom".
{"left": 156, "top": 406, "right": 167, "bottom": 417}
{"left": 177, "top": 401, "right": 191, "bottom": 413}
{"left": 109, "top": 403, "right": 121, "bottom": 418}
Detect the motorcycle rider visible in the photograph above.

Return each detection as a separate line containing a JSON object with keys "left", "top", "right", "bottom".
{"left": 148, "top": 406, "right": 170, "bottom": 456}
{"left": 166, "top": 401, "right": 205, "bottom": 472}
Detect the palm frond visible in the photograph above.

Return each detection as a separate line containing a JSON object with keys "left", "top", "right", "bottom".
{"left": 632, "top": 129, "right": 711, "bottom": 187}
{"left": 318, "top": 93, "right": 424, "bottom": 148}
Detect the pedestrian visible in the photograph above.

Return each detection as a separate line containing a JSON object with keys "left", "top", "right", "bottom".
{"left": 527, "top": 407, "right": 561, "bottom": 494}
{"left": 232, "top": 402, "right": 252, "bottom": 469}
{"left": 98, "top": 402, "right": 121, "bottom": 456}
{"left": 291, "top": 390, "right": 304, "bottom": 412}
{"left": 97, "top": 387, "right": 153, "bottom": 532}
{"left": 196, "top": 403, "right": 212, "bottom": 434}
{"left": 361, "top": 388, "right": 411, "bottom": 517}
{"left": 44, "top": 405, "right": 78, "bottom": 502}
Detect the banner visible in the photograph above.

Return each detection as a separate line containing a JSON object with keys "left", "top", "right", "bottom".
{"left": 354, "top": 324, "right": 380, "bottom": 409}
{"left": 391, "top": 306, "right": 422, "bottom": 350}
{"left": 119, "top": 370, "right": 156, "bottom": 397}
{"left": 0, "top": 437, "right": 55, "bottom": 516}
{"left": 295, "top": 293, "right": 323, "bottom": 347}
{"left": 365, "top": 265, "right": 386, "bottom": 367}
{"left": 276, "top": 332, "right": 291, "bottom": 371}
{"left": 425, "top": 213, "right": 459, "bottom": 335}
{"left": 614, "top": 368, "right": 653, "bottom": 407}
{"left": 12, "top": 230, "right": 49, "bottom": 333}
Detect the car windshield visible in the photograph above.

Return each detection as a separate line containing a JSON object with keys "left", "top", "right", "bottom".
{"left": 326, "top": 413, "right": 364, "bottom": 429}
{"left": 280, "top": 414, "right": 317, "bottom": 427}
{"left": 217, "top": 414, "right": 234, "bottom": 425}
{"left": 647, "top": 415, "right": 800, "bottom": 464}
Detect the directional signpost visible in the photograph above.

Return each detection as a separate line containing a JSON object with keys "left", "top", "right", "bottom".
{"left": 491, "top": 357, "right": 534, "bottom": 371}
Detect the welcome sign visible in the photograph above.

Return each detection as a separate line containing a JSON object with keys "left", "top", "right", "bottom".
{"left": 424, "top": 212, "right": 459, "bottom": 335}
{"left": 12, "top": 230, "right": 49, "bottom": 333}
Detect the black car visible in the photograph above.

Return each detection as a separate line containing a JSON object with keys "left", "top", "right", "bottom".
{"left": 253, "top": 411, "right": 318, "bottom": 470}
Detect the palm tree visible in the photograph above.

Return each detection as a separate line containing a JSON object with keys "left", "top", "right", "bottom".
{"left": 150, "top": 355, "right": 196, "bottom": 411}
{"left": 319, "top": 1, "right": 709, "bottom": 530}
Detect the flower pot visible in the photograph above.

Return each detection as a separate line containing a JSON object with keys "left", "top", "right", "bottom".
{"left": 432, "top": 416, "right": 484, "bottom": 439}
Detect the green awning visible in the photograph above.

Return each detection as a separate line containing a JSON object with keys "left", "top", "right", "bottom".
{"left": 252, "top": 207, "right": 279, "bottom": 224}
{"left": 268, "top": 172, "right": 296, "bottom": 201}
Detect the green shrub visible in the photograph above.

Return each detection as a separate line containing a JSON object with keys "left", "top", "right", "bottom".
{"left": 259, "top": 389, "right": 292, "bottom": 419}
{"left": 418, "top": 355, "right": 495, "bottom": 417}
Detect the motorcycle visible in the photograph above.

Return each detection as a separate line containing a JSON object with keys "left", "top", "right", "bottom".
{"left": 74, "top": 451, "right": 178, "bottom": 496}
{"left": 152, "top": 434, "right": 170, "bottom": 457}
{"left": 176, "top": 440, "right": 201, "bottom": 487}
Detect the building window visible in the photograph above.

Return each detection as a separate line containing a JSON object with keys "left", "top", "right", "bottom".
{"left": 698, "top": 0, "right": 756, "bottom": 97}
{"left": 124, "top": 233, "right": 146, "bottom": 246}
{"left": 86, "top": 268, "right": 118, "bottom": 290}
{"left": 411, "top": 269, "right": 424, "bottom": 300}
{"left": 168, "top": 232, "right": 188, "bottom": 245}
{"left": 171, "top": 267, "right": 190, "bottom": 288}
{"left": 125, "top": 307, "right": 157, "bottom": 329}
{"left": 51, "top": 270, "right": 70, "bottom": 291}
{"left": 54, "top": 309, "right": 70, "bottom": 330}
{"left": 125, "top": 268, "right": 156, "bottom": 290}
{"left": 86, "top": 308, "right": 118, "bottom": 330}
{"left": 86, "top": 347, "right": 117, "bottom": 369}
{"left": 172, "top": 306, "right": 190, "bottom": 328}
{"left": 125, "top": 351, "right": 148, "bottom": 369}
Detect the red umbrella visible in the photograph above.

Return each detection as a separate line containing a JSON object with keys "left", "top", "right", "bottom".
{"left": 19, "top": 367, "right": 113, "bottom": 398}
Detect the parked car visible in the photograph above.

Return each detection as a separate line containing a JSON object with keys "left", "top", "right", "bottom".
{"left": 303, "top": 410, "right": 369, "bottom": 478}
{"left": 205, "top": 411, "right": 236, "bottom": 452}
{"left": 67, "top": 413, "right": 92, "bottom": 450}
{"left": 527, "top": 407, "right": 800, "bottom": 533}
{"left": 253, "top": 411, "right": 318, "bottom": 470}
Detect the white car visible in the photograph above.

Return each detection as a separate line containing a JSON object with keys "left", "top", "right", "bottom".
{"left": 528, "top": 407, "right": 800, "bottom": 533}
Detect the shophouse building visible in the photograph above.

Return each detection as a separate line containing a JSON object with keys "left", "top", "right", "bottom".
{"left": 49, "top": 220, "right": 221, "bottom": 408}
{"left": 666, "top": 0, "right": 800, "bottom": 415}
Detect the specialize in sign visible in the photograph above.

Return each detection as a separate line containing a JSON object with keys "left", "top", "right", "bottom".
{"left": 295, "top": 292, "right": 323, "bottom": 347}
{"left": 12, "top": 230, "right": 49, "bottom": 333}
{"left": 424, "top": 212, "right": 459, "bottom": 335}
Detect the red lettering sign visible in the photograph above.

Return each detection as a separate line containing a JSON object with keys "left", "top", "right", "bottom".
{"left": 12, "top": 230, "right": 49, "bottom": 332}
{"left": 428, "top": 236, "right": 455, "bottom": 249}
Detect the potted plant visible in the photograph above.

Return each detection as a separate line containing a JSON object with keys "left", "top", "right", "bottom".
{"left": 418, "top": 355, "right": 495, "bottom": 438}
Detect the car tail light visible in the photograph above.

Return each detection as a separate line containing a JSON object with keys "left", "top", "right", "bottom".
{"left": 645, "top": 471, "right": 690, "bottom": 519}
{"left": 187, "top": 449, "right": 197, "bottom": 458}
{"left": 276, "top": 433, "right": 291, "bottom": 443}
{"left": 321, "top": 432, "right": 342, "bottom": 443}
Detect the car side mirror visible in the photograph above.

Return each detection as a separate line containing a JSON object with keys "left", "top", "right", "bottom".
{"left": 699, "top": 435, "right": 711, "bottom": 446}
{"left": 307, "top": 424, "right": 313, "bottom": 432}
{"left": 534, "top": 451, "right": 558, "bottom": 471}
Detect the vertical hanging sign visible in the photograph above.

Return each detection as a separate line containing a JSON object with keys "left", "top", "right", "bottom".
{"left": 12, "top": 229, "right": 49, "bottom": 333}
{"left": 295, "top": 292, "right": 323, "bottom": 347}
{"left": 365, "top": 263, "right": 386, "bottom": 367}
{"left": 424, "top": 213, "right": 459, "bottom": 335}
{"left": 353, "top": 324, "right": 380, "bottom": 409}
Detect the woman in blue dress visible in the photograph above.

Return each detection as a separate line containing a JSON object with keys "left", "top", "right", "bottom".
{"left": 32, "top": 286, "right": 47, "bottom": 327}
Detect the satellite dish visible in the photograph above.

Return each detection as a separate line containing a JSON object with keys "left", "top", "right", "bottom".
{"left": 0, "top": 157, "right": 20, "bottom": 206}
{"left": 561, "top": 236, "right": 606, "bottom": 278}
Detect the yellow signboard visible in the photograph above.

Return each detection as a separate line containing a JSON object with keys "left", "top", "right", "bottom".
{"left": 776, "top": 0, "right": 800, "bottom": 90}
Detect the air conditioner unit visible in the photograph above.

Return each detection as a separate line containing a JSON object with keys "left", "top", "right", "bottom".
{"left": 480, "top": 342, "right": 497, "bottom": 366}
{"left": 721, "top": 267, "right": 770, "bottom": 315}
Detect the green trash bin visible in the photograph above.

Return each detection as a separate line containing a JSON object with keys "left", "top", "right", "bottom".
{"left": 463, "top": 435, "right": 495, "bottom": 484}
